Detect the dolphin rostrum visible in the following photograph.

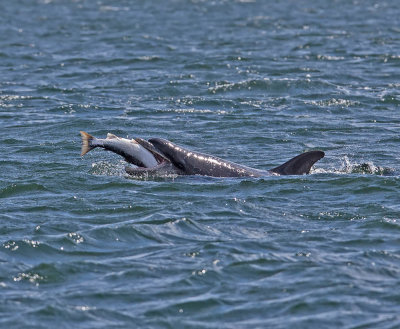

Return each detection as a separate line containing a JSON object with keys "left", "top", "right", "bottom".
{"left": 80, "top": 131, "right": 324, "bottom": 178}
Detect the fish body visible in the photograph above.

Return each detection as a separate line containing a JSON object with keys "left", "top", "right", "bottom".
{"left": 80, "top": 131, "right": 158, "bottom": 168}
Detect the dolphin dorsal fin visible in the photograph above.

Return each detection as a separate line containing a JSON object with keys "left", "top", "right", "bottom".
{"left": 270, "top": 151, "right": 324, "bottom": 175}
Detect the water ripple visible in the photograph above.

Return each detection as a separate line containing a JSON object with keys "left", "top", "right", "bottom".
{"left": 1, "top": 0, "right": 400, "bottom": 327}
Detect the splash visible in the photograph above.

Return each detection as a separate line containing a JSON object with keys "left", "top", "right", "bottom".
{"left": 313, "top": 156, "right": 395, "bottom": 176}
{"left": 90, "top": 160, "right": 127, "bottom": 177}
{"left": 90, "top": 160, "right": 178, "bottom": 180}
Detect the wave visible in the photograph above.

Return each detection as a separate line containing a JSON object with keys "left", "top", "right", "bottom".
{"left": 0, "top": 183, "right": 48, "bottom": 198}
{"left": 207, "top": 78, "right": 334, "bottom": 94}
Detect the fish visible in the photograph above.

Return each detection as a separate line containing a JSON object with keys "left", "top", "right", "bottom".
{"left": 80, "top": 131, "right": 159, "bottom": 168}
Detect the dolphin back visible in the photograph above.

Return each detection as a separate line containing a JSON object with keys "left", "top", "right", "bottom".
{"left": 148, "top": 138, "right": 264, "bottom": 177}
{"left": 270, "top": 151, "right": 325, "bottom": 175}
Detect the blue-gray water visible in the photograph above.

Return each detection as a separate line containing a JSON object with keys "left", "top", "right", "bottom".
{"left": 1, "top": 0, "right": 400, "bottom": 328}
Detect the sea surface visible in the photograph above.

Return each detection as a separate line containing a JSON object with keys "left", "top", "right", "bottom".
{"left": 1, "top": 0, "right": 400, "bottom": 328}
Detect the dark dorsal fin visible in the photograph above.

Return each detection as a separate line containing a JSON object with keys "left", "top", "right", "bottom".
{"left": 270, "top": 151, "right": 324, "bottom": 175}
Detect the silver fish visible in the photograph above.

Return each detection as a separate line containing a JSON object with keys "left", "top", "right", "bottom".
{"left": 80, "top": 131, "right": 158, "bottom": 168}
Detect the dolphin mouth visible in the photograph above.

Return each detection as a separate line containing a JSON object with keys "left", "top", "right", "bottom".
{"left": 133, "top": 138, "right": 169, "bottom": 166}
{"left": 124, "top": 138, "right": 171, "bottom": 176}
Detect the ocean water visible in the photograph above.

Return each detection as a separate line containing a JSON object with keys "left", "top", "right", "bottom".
{"left": 1, "top": 0, "right": 400, "bottom": 328}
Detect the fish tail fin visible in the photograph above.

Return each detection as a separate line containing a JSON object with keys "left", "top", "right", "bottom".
{"left": 80, "top": 131, "right": 96, "bottom": 156}
{"left": 270, "top": 150, "right": 325, "bottom": 175}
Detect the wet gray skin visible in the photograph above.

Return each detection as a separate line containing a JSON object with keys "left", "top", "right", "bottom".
{"left": 138, "top": 138, "right": 324, "bottom": 177}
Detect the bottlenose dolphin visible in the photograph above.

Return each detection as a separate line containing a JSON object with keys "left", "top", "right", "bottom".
{"left": 80, "top": 131, "right": 324, "bottom": 178}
